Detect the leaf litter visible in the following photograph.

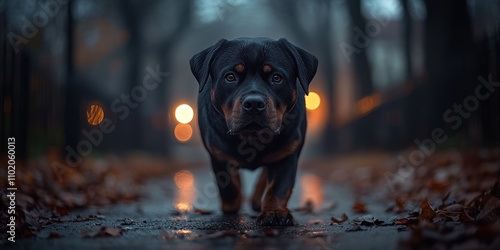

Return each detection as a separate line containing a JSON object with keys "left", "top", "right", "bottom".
{"left": 383, "top": 149, "right": 500, "bottom": 248}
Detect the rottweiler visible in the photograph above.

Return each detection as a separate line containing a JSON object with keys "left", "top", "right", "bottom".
{"left": 190, "top": 37, "right": 318, "bottom": 226}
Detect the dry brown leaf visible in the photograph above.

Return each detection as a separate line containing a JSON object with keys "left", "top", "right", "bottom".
{"left": 418, "top": 199, "right": 436, "bottom": 221}
{"left": 393, "top": 217, "right": 419, "bottom": 225}
{"left": 352, "top": 202, "right": 367, "bottom": 213}
{"left": 476, "top": 182, "right": 500, "bottom": 223}
{"left": 331, "top": 213, "right": 348, "bottom": 224}
{"left": 443, "top": 204, "right": 464, "bottom": 213}
{"left": 353, "top": 215, "right": 384, "bottom": 226}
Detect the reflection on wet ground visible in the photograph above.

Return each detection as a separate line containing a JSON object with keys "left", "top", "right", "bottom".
{"left": 172, "top": 168, "right": 335, "bottom": 214}
{"left": 14, "top": 164, "right": 404, "bottom": 250}
{"left": 10, "top": 150, "right": 500, "bottom": 249}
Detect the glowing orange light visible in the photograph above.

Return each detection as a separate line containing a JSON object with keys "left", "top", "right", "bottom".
{"left": 306, "top": 90, "right": 327, "bottom": 133}
{"left": 174, "top": 170, "right": 194, "bottom": 189}
{"left": 175, "top": 104, "right": 194, "bottom": 124}
{"left": 175, "top": 202, "right": 190, "bottom": 212}
{"left": 300, "top": 174, "right": 324, "bottom": 210}
{"left": 87, "top": 104, "right": 105, "bottom": 125}
{"left": 174, "top": 123, "right": 193, "bottom": 142}
{"left": 305, "top": 92, "right": 321, "bottom": 110}
{"left": 356, "top": 93, "right": 381, "bottom": 116}
{"left": 174, "top": 170, "right": 195, "bottom": 212}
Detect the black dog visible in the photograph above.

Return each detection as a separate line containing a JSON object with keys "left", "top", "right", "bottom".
{"left": 190, "top": 37, "right": 317, "bottom": 226}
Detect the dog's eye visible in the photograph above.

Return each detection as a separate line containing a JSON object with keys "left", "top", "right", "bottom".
{"left": 225, "top": 73, "right": 236, "bottom": 82}
{"left": 271, "top": 74, "right": 283, "bottom": 84}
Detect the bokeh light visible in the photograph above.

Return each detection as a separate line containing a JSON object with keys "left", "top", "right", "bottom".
{"left": 176, "top": 203, "right": 190, "bottom": 212}
{"left": 300, "top": 173, "right": 324, "bottom": 210}
{"left": 87, "top": 104, "right": 105, "bottom": 125}
{"left": 174, "top": 123, "right": 193, "bottom": 142}
{"left": 175, "top": 104, "right": 194, "bottom": 124}
{"left": 174, "top": 170, "right": 194, "bottom": 189}
{"left": 305, "top": 92, "right": 321, "bottom": 110}
{"left": 174, "top": 170, "right": 195, "bottom": 212}
{"left": 356, "top": 93, "right": 382, "bottom": 116}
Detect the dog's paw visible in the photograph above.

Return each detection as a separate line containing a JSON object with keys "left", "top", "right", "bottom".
{"left": 256, "top": 209, "right": 296, "bottom": 226}
{"left": 221, "top": 195, "right": 242, "bottom": 214}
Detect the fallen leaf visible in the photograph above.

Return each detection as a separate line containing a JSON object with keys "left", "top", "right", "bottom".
{"left": 418, "top": 199, "right": 436, "bottom": 221}
{"left": 331, "top": 213, "right": 348, "bottom": 224}
{"left": 392, "top": 217, "right": 419, "bottom": 226}
{"left": 476, "top": 183, "right": 500, "bottom": 223}
{"left": 352, "top": 202, "right": 367, "bottom": 213}
{"left": 443, "top": 204, "right": 464, "bottom": 213}
{"left": 353, "top": 215, "right": 384, "bottom": 226}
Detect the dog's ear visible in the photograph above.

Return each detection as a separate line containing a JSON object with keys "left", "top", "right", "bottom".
{"left": 190, "top": 39, "right": 227, "bottom": 93}
{"left": 279, "top": 38, "right": 318, "bottom": 95}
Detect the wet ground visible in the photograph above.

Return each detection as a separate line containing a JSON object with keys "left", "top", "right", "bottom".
{"left": 3, "top": 150, "right": 500, "bottom": 249}
{"left": 11, "top": 172, "right": 407, "bottom": 250}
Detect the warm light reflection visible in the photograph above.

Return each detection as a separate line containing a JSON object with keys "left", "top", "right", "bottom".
{"left": 175, "top": 202, "right": 190, "bottom": 211}
{"left": 175, "top": 104, "right": 194, "bottom": 124}
{"left": 176, "top": 229, "right": 193, "bottom": 234}
{"left": 356, "top": 93, "right": 381, "bottom": 116}
{"left": 300, "top": 174, "right": 324, "bottom": 210}
{"left": 174, "top": 170, "right": 195, "bottom": 212}
{"left": 174, "top": 170, "right": 194, "bottom": 188}
{"left": 87, "top": 104, "right": 105, "bottom": 125}
{"left": 174, "top": 124, "right": 193, "bottom": 142}
{"left": 305, "top": 92, "right": 321, "bottom": 110}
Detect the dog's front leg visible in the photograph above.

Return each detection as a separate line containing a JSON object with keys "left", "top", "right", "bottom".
{"left": 256, "top": 155, "right": 298, "bottom": 226}
{"left": 211, "top": 157, "right": 242, "bottom": 214}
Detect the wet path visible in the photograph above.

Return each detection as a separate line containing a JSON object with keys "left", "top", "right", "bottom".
{"left": 11, "top": 165, "right": 409, "bottom": 250}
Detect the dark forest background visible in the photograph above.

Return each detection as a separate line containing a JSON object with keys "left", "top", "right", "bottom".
{"left": 1, "top": 0, "right": 499, "bottom": 162}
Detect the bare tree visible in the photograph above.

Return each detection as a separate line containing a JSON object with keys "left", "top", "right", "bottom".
{"left": 400, "top": 0, "right": 413, "bottom": 79}
{"left": 346, "top": 0, "right": 373, "bottom": 98}
{"left": 64, "top": 0, "right": 80, "bottom": 156}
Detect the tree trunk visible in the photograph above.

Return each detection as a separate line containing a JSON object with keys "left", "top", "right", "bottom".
{"left": 316, "top": 0, "right": 337, "bottom": 152}
{"left": 346, "top": 0, "right": 373, "bottom": 98}
{"left": 400, "top": 0, "right": 413, "bottom": 79}
{"left": 63, "top": 0, "right": 80, "bottom": 157}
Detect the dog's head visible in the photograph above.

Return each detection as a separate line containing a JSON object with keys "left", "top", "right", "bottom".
{"left": 190, "top": 37, "right": 318, "bottom": 135}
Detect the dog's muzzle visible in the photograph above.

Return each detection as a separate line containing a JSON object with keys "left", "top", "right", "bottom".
{"left": 241, "top": 94, "right": 267, "bottom": 115}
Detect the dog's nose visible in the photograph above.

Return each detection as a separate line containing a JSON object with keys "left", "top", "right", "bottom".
{"left": 242, "top": 95, "right": 266, "bottom": 114}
